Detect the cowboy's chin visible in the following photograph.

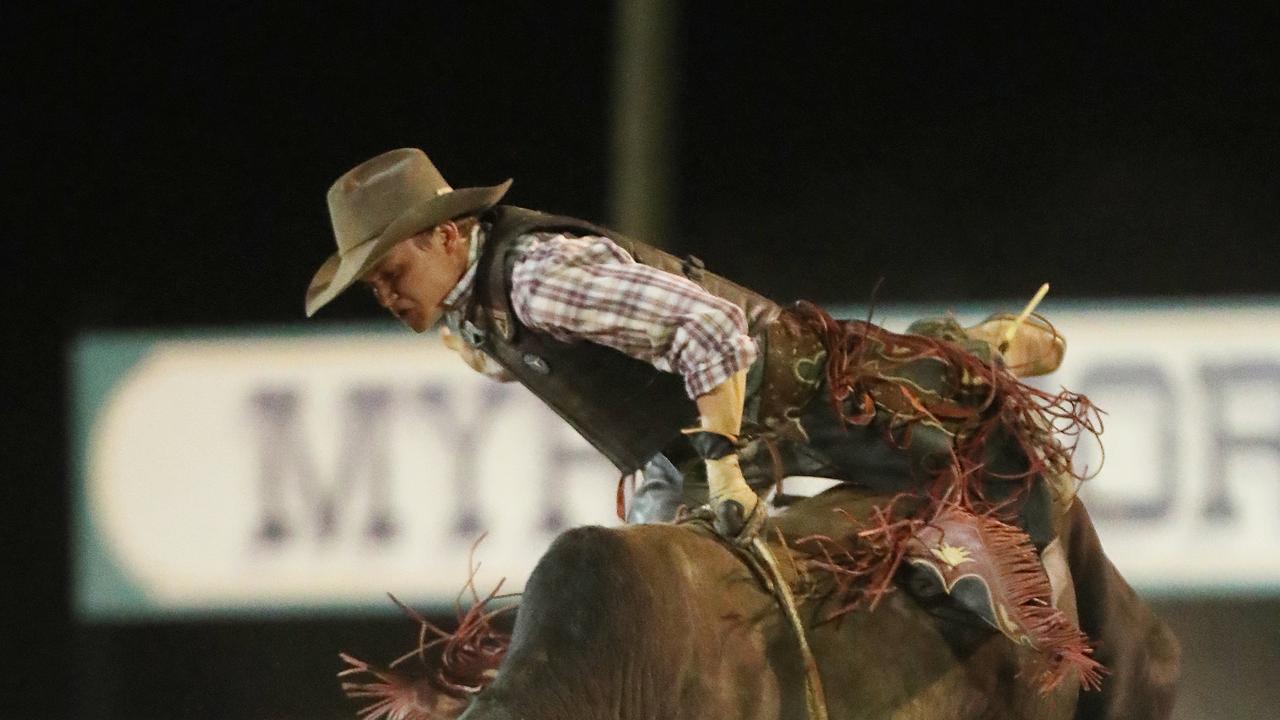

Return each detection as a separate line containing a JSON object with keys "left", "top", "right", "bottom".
{"left": 403, "top": 314, "right": 428, "bottom": 333}
{"left": 403, "top": 307, "right": 442, "bottom": 334}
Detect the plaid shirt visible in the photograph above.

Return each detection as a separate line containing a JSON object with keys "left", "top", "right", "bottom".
{"left": 446, "top": 227, "right": 758, "bottom": 398}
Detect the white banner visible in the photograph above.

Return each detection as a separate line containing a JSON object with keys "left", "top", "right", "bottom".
{"left": 77, "top": 333, "right": 620, "bottom": 618}
{"left": 74, "top": 301, "right": 1280, "bottom": 618}
{"left": 874, "top": 302, "right": 1280, "bottom": 595}
{"left": 1015, "top": 303, "right": 1280, "bottom": 594}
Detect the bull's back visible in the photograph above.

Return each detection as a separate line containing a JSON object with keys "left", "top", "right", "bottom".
{"left": 777, "top": 489, "right": 1081, "bottom": 719}
{"left": 469, "top": 514, "right": 1076, "bottom": 720}
{"left": 464, "top": 524, "right": 792, "bottom": 720}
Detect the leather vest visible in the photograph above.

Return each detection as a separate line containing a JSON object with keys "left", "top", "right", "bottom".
{"left": 463, "top": 206, "right": 782, "bottom": 473}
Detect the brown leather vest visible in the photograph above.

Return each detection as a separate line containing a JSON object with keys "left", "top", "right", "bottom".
{"left": 463, "top": 206, "right": 783, "bottom": 473}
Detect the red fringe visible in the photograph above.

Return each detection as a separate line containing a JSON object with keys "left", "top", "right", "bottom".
{"left": 795, "top": 494, "right": 929, "bottom": 616}
{"left": 338, "top": 536, "right": 517, "bottom": 720}
{"left": 794, "top": 300, "right": 1104, "bottom": 508}
{"left": 967, "top": 508, "right": 1106, "bottom": 692}
{"left": 790, "top": 302, "right": 1107, "bottom": 693}
{"left": 795, "top": 499, "right": 1105, "bottom": 694}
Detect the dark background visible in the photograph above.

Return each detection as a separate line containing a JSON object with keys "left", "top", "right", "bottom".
{"left": 7, "top": 2, "right": 1280, "bottom": 718}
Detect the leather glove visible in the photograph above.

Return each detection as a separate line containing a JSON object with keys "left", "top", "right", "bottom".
{"left": 691, "top": 369, "right": 761, "bottom": 543}
{"left": 705, "top": 454, "right": 764, "bottom": 545}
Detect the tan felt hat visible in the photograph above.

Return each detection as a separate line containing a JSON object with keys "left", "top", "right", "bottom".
{"left": 305, "top": 148, "right": 511, "bottom": 316}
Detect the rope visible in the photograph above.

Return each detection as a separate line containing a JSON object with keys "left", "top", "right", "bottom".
{"left": 750, "top": 536, "right": 829, "bottom": 720}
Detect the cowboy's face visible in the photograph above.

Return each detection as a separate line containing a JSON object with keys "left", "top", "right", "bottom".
{"left": 361, "top": 222, "right": 469, "bottom": 333}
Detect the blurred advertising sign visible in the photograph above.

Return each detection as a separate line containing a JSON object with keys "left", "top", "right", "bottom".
{"left": 73, "top": 327, "right": 620, "bottom": 620}
{"left": 73, "top": 301, "right": 1280, "bottom": 619}
{"left": 1019, "top": 301, "right": 1280, "bottom": 597}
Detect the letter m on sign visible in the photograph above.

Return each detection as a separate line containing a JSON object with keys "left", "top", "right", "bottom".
{"left": 250, "top": 387, "right": 397, "bottom": 544}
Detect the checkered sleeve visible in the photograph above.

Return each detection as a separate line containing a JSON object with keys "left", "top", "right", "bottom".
{"left": 508, "top": 233, "right": 758, "bottom": 399}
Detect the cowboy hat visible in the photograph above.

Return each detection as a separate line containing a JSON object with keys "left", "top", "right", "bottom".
{"left": 305, "top": 148, "right": 512, "bottom": 316}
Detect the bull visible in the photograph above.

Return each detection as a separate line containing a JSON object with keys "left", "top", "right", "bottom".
{"left": 344, "top": 487, "right": 1179, "bottom": 720}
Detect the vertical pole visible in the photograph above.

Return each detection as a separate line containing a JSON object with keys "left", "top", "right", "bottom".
{"left": 610, "top": 0, "right": 677, "bottom": 248}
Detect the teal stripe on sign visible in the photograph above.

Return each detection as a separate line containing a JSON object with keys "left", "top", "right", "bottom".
{"left": 69, "top": 321, "right": 416, "bottom": 621}
{"left": 71, "top": 333, "right": 159, "bottom": 620}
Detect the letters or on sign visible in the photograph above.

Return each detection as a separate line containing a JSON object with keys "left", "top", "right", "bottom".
{"left": 72, "top": 301, "right": 1280, "bottom": 619}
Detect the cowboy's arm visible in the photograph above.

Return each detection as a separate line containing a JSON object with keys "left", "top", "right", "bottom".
{"left": 507, "top": 233, "right": 757, "bottom": 399}
{"left": 694, "top": 368, "right": 758, "bottom": 516}
{"left": 509, "top": 233, "right": 759, "bottom": 518}
{"left": 695, "top": 367, "right": 746, "bottom": 438}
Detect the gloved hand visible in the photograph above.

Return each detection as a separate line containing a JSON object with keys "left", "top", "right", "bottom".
{"left": 705, "top": 453, "right": 764, "bottom": 545}
{"left": 692, "top": 368, "right": 762, "bottom": 544}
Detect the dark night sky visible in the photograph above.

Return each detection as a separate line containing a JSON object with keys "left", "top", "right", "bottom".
{"left": 6, "top": 2, "right": 1280, "bottom": 717}
{"left": 676, "top": 3, "right": 1280, "bottom": 301}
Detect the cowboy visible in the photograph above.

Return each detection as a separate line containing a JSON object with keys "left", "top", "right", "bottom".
{"left": 305, "top": 148, "right": 1069, "bottom": 533}
{"left": 306, "top": 149, "right": 1178, "bottom": 710}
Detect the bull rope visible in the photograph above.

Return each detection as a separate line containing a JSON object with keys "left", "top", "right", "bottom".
{"left": 750, "top": 536, "right": 829, "bottom": 720}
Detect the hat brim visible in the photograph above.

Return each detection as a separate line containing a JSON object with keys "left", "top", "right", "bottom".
{"left": 305, "top": 179, "right": 512, "bottom": 317}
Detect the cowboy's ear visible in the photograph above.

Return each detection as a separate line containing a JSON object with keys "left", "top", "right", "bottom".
{"left": 438, "top": 221, "right": 464, "bottom": 252}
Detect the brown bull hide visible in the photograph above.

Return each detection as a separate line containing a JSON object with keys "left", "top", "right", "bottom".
{"left": 456, "top": 487, "right": 1129, "bottom": 720}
